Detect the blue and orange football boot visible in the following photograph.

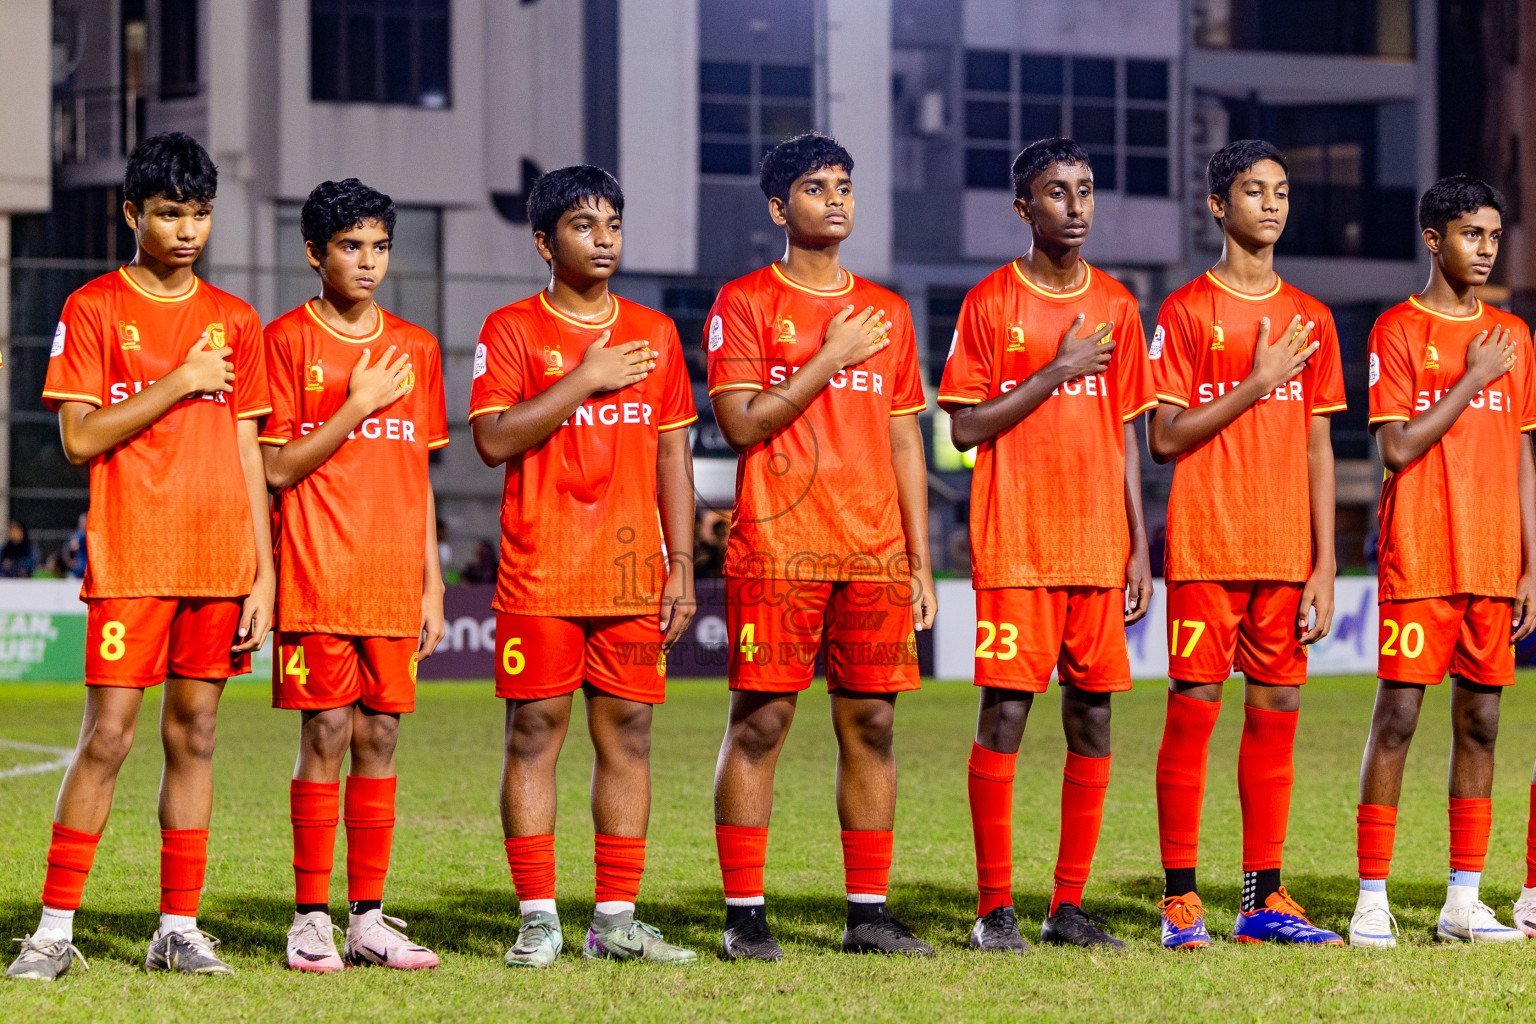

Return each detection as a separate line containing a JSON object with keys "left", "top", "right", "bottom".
{"left": 1158, "top": 892, "right": 1211, "bottom": 949}
{"left": 1232, "top": 887, "right": 1342, "bottom": 945}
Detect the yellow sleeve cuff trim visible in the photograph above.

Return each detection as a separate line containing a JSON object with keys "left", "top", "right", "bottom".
{"left": 42, "top": 390, "right": 103, "bottom": 406}
{"left": 708, "top": 382, "right": 766, "bottom": 397}
{"left": 427, "top": 437, "right": 451, "bottom": 450}
{"left": 1312, "top": 402, "right": 1348, "bottom": 414}
{"left": 1123, "top": 398, "right": 1159, "bottom": 421}
{"left": 890, "top": 403, "right": 927, "bottom": 416}
{"left": 1155, "top": 393, "right": 1190, "bottom": 409}
{"left": 468, "top": 404, "right": 512, "bottom": 422}
{"left": 238, "top": 405, "right": 274, "bottom": 420}
{"left": 1367, "top": 414, "right": 1411, "bottom": 424}
{"left": 659, "top": 415, "right": 699, "bottom": 432}
{"left": 257, "top": 435, "right": 290, "bottom": 446}
{"left": 936, "top": 394, "right": 983, "bottom": 405}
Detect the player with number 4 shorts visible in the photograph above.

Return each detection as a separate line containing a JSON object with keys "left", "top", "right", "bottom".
{"left": 10, "top": 134, "right": 273, "bottom": 982}
{"left": 262, "top": 179, "right": 449, "bottom": 972}
{"left": 1354, "top": 176, "right": 1535, "bottom": 948}
{"left": 470, "top": 166, "right": 699, "bottom": 967}
{"left": 939, "top": 139, "right": 1156, "bottom": 954}
{"left": 1148, "top": 140, "right": 1346, "bottom": 948}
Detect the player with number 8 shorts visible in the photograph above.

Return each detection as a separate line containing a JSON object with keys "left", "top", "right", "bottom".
{"left": 470, "top": 166, "right": 699, "bottom": 967}
{"left": 10, "top": 134, "right": 274, "bottom": 982}
{"left": 1352, "top": 176, "right": 1536, "bottom": 947}
{"left": 1147, "top": 140, "right": 1347, "bottom": 948}
{"left": 261, "top": 179, "right": 449, "bottom": 972}
{"left": 939, "top": 139, "right": 1157, "bottom": 954}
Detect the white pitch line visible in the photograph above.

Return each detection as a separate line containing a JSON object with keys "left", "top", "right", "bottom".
{"left": 0, "top": 739, "right": 73, "bottom": 779}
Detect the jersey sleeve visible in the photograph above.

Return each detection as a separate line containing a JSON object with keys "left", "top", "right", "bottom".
{"left": 423, "top": 335, "right": 450, "bottom": 448}
{"left": 1114, "top": 303, "right": 1157, "bottom": 421}
{"left": 1367, "top": 315, "right": 1414, "bottom": 427}
{"left": 232, "top": 304, "right": 272, "bottom": 419}
{"left": 468, "top": 311, "right": 526, "bottom": 422}
{"left": 258, "top": 324, "right": 298, "bottom": 446}
{"left": 41, "top": 292, "right": 108, "bottom": 410}
{"left": 888, "top": 304, "right": 926, "bottom": 416}
{"left": 936, "top": 288, "right": 993, "bottom": 409}
{"left": 1516, "top": 320, "right": 1536, "bottom": 433}
{"left": 705, "top": 284, "right": 766, "bottom": 397}
{"left": 1309, "top": 308, "right": 1348, "bottom": 415}
{"left": 657, "top": 319, "right": 698, "bottom": 432}
{"left": 1150, "top": 296, "right": 1198, "bottom": 408}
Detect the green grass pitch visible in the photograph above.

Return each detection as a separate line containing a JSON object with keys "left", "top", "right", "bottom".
{"left": 3, "top": 674, "right": 1536, "bottom": 1022}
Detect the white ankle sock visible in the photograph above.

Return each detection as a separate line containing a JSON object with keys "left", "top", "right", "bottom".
{"left": 594, "top": 901, "right": 634, "bottom": 917}
{"left": 36, "top": 906, "right": 74, "bottom": 941}
{"left": 159, "top": 913, "right": 197, "bottom": 935}
{"left": 519, "top": 899, "right": 557, "bottom": 917}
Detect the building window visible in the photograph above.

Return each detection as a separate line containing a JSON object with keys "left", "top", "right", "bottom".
{"left": 159, "top": 0, "right": 200, "bottom": 99}
{"left": 962, "top": 51, "right": 1171, "bottom": 196}
{"left": 1193, "top": 0, "right": 1413, "bottom": 58}
{"left": 310, "top": 0, "right": 451, "bottom": 108}
{"left": 699, "top": 61, "right": 814, "bottom": 177}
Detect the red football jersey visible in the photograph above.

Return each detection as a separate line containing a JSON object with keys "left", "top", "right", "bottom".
{"left": 706, "top": 263, "right": 926, "bottom": 581}
{"left": 470, "top": 292, "right": 696, "bottom": 617}
{"left": 1370, "top": 296, "right": 1536, "bottom": 600}
{"left": 42, "top": 268, "right": 270, "bottom": 598}
{"left": 1152, "top": 271, "right": 1347, "bottom": 583}
{"left": 261, "top": 302, "right": 449, "bottom": 636}
{"left": 939, "top": 261, "right": 1156, "bottom": 589}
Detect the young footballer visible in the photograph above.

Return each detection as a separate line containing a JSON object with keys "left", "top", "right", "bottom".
{"left": 708, "top": 132, "right": 935, "bottom": 961}
{"left": 470, "top": 166, "right": 699, "bottom": 967}
{"left": 1353, "top": 175, "right": 1533, "bottom": 947}
{"left": 939, "top": 138, "right": 1155, "bottom": 953}
{"left": 9, "top": 133, "right": 273, "bottom": 980}
{"left": 1148, "top": 140, "right": 1346, "bottom": 948}
{"left": 261, "top": 179, "right": 448, "bottom": 971}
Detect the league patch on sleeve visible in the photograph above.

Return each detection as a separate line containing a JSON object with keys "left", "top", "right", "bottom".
{"left": 1368, "top": 352, "right": 1380, "bottom": 387}
{"left": 1149, "top": 325, "right": 1165, "bottom": 360}
{"left": 947, "top": 329, "right": 958, "bottom": 359}
{"left": 473, "top": 342, "right": 488, "bottom": 379}
{"left": 50, "top": 322, "right": 66, "bottom": 358}
{"left": 708, "top": 315, "right": 724, "bottom": 352}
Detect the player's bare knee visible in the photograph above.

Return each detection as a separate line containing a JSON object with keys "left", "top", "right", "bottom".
{"left": 729, "top": 706, "right": 792, "bottom": 762}
{"left": 835, "top": 702, "right": 895, "bottom": 756}
{"left": 167, "top": 711, "right": 218, "bottom": 762}
{"left": 78, "top": 719, "right": 135, "bottom": 769}
{"left": 1457, "top": 701, "right": 1500, "bottom": 751}
{"left": 302, "top": 709, "right": 352, "bottom": 760}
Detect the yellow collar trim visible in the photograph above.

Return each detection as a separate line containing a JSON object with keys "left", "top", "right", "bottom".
{"left": 769, "top": 261, "right": 855, "bottom": 297}
{"left": 117, "top": 266, "right": 199, "bottom": 303}
{"left": 304, "top": 300, "right": 386, "bottom": 343}
{"left": 1408, "top": 294, "right": 1483, "bottom": 322}
{"left": 538, "top": 291, "right": 619, "bottom": 329}
{"left": 1011, "top": 259, "right": 1093, "bottom": 299}
{"left": 1204, "top": 270, "right": 1283, "bottom": 302}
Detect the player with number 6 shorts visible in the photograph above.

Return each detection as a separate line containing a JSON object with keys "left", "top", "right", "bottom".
{"left": 1353, "top": 176, "right": 1536, "bottom": 948}
{"left": 939, "top": 138, "right": 1157, "bottom": 954}
{"left": 470, "top": 166, "right": 699, "bottom": 967}
{"left": 1148, "top": 140, "right": 1347, "bottom": 949}
{"left": 261, "top": 179, "right": 449, "bottom": 972}
{"left": 10, "top": 133, "right": 274, "bottom": 982}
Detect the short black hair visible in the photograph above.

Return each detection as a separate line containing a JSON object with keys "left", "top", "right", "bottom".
{"left": 759, "top": 131, "right": 854, "bottom": 203}
{"left": 1418, "top": 173, "right": 1506, "bottom": 238}
{"left": 1206, "top": 139, "right": 1288, "bottom": 207}
{"left": 1011, "top": 137, "right": 1092, "bottom": 199}
{"left": 527, "top": 165, "right": 625, "bottom": 240}
{"left": 300, "top": 178, "right": 397, "bottom": 254}
{"left": 123, "top": 132, "right": 217, "bottom": 208}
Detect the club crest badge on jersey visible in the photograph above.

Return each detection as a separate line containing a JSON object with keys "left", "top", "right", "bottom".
{"left": 205, "top": 323, "right": 227, "bottom": 349}
{"left": 544, "top": 346, "right": 565, "bottom": 376}
{"left": 1424, "top": 343, "right": 1439, "bottom": 371}
{"left": 1004, "top": 324, "right": 1026, "bottom": 352}
{"left": 1368, "top": 352, "right": 1380, "bottom": 387}
{"left": 773, "top": 314, "right": 796, "bottom": 345}
{"left": 473, "top": 342, "right": 488, "bottom": 379}
{"left": 117, "top": 321, "right": 141, "bottom": 351}
{"left": 1209, "top": 323, "right": 1225, "bottom": 351}
{"left": 396, "top": 367, "right": 416, "bottom": 395}
{"left": 1149, "top": 325, "right": 1165, "bottom": 360}
{"left": 408, "top": 656, "right": 418, "bottom": 683}
{"left": 708, "top": 315, "right": 724, "bottom": 352}
{"left": 51, "top": 322, "right": 66, "bottom": 358}
{"left": 304, "top": 363, "right": 325, "bottom": 391}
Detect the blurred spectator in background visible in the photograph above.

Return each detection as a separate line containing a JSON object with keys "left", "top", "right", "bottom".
{"left": 437, "top": 519, "right": 452, "bottom": 579}
{"left": 60, "top": 513, "right": 88, "bottom": 579}
{"left": 0, "top": 520, "right": 38, "bottom": 577}
{"left": 694, "top": 510, "right": 729, "bottom": 578}
{"left": 462, "top": 539, "right": 498, "bottom": 585}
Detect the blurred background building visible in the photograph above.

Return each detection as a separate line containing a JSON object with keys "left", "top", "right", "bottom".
{"left": 1, "top": 0, "right": 1524, "bottom": 579}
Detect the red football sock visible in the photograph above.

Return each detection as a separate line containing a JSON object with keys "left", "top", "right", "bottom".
{"left": 290, "top": 779, "right": 340, "bottom": 906}
{"left": 1356, "top": 803, "right": 1398, "bottom": 881}
{"left": 344, "top": 775, "right": 396, "bottom": 903}
{"left": 968, "top": 742, "right": 1017, "bottom": 917}
{"left": 594, "top": 834, "right": 646, "bottom": 904}
{"left": 504, "top": 834, "right": 556, "bottom": 901}
{"left": 41, "top": 823, "right": 102, "bottom": 911}
{"left": 716, "top": 825, "right": 768, "bottom": 900}
{"left": 1155, "top": 691, "right": 1221, "bottom": 869}
{"left": 841, "top": 830, "right": 893, "bottom": 897}
{"left": 1237, "top": 705, "right": 1297, "bottom": 871}
{"left": 1449, "top": 796, "right": 1492, "bottom": 873}
{"left": 1052, "top": 751, "right": 1111, "bottom": 914}
{"left": 1526, "top": 784, "right": 1536, "bottom": 889}
{"left": 159, "top": 829, "right": 209, "bottom": 916}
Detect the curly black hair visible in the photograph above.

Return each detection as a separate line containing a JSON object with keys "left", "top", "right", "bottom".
{"left": 300, "top": 178, "right": 397, "bottom": 254}
{"left": 759, "top": 131, "right": 854, "bottom": 203}
{"left": 1011, "top": 137, "right": 1092, "bottom": 199}
{"left": 1418, "top": 173, "right": 1506, "bottom": 238}
{"left": 1206, "top": 139, "right": 1288, "bottom": 209}
{"left": 123, "top": 132, "right": 217, "bottom": 208}
{"left": 527, "top": 165, "right": 625, "bottom": 240}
